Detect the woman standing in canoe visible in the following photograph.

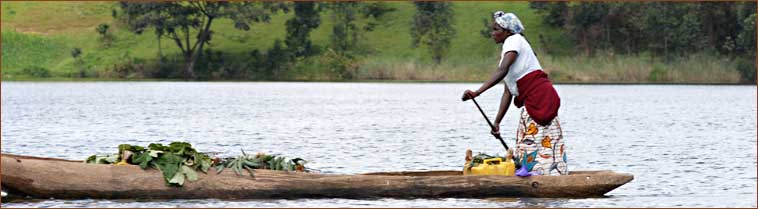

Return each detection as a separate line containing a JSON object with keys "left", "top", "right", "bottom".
{"left": 461, "top": 11, "right": 566, "bottom": 176}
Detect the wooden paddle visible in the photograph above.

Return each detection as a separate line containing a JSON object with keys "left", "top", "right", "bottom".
{"left": 468, "top": 97, "right": 510, "bottom": 151}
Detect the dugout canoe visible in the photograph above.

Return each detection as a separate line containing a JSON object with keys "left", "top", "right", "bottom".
{"left": 1, "top": 154, "right": 633, "bottom": 199}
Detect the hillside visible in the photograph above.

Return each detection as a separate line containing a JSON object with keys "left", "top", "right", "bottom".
{"left": 1, "top": 1, "right": 747, "bottom": 83}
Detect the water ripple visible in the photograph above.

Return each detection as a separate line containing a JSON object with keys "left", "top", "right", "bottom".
{"left": 1, "top": 82, "right": 756, "bottom": 207}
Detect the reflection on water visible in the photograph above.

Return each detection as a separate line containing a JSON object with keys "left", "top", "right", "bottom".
{"left": 2, "top": 82, "right": 756, "bottom": 207}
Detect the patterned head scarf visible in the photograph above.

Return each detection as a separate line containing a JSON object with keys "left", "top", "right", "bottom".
{"left": 493, "top": 11, "right": 524, "bottom": 34}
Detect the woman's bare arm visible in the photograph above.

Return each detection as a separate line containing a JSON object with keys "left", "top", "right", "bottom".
{"left": 462, "top": 51, "right": 518, "bottom": 100}
{"left": 492, "top": 83, "right": 512, "bottom": 136}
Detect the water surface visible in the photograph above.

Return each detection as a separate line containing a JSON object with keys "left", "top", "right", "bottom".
{"left": 2, "top": 82, "right": 756, "bottom": 207}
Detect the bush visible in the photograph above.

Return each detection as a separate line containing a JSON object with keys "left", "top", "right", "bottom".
{"left": 151, "top": 56, "right": 182, "bottom": 79}
{"left": 21, "top": 66, "right": 50, "bottom": 77}
{"left": 96, "top": 23, "right": 114, "bottom": 47}
{"left": 195, "top": 48, "right": 227, "bottom": 80}
{"left": 736, "top": 58, "right": 756, "bottom": 84}
{"left": 647, "top": 64, "right": 667, "bottom": 82}
{"left": 263, "top": 40, "right": 292, "bottom": 80}
{"left": 100, "top": 52, "right": 145, "bottom": 79}
{"left": 320, "top": 49, "right": 357, "bottom": 80}
{"left": 96, "top": 23, "right": 109, "bottom": 36}
{"left": 71, "top": 48, "right": 82, "bottom": 58}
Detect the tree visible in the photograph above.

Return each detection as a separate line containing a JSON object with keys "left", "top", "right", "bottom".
{"left": 96, "top": 23, "right": 110, "bottom": 38}
{"left": 71, "top": 48, "right": 82, "bottom": 59}
{"left": 326, "top": 2, "right": 393, "bottom": 56}
{"left": 603, "top": 3, "right": 646, "bottom": 55}
{"left": 736, "top": 9, "right": 756, "bottom": 56}
{"left": 96, "top": 23, "right": 113, "bottom": 47}
{"left": 71, "top": 48, "right": 86, "bottom": 77}
{"left": 529, "top": 2, "right": 568, "bottom": 27}
{"left": 529, "top": 2, "right": 755, "bottom": 59}
{"left": 114, "top": 8, "right": 164, "bottom": 58}
{"left": 479, "top": 18, "right": 490, "bottom": 39}
{"left": 96, "top": 23, "right": 109, "bottom": 36}
{"left": 285, "top": 2, "right": 320, "bottom": 58}
{"left": 736, "top": 13, "right": 756, "bottom": 83}
{"left": 264, "top": 39, "right": 289, "bottom": 79}
{"left": 410, "top": 2, "right": 456, "bottom": 64}
{"left": 565, "top": 2, "right": 610, "bottom": 56}
{"left": 118, "top": 2, "right": 287, "bottom": 80}
{"left": 327, "top": 2, "right": 359, "bottom": 56}
{"left": 641, "top": 3, "right": 705, "bottom": 61}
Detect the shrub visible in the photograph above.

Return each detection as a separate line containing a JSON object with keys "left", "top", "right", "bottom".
{"left": 647, "top": 64, "right": 668, "bottom": 82}
{"left": 320, "top": 49, "right": 357, "bottom": 80}
{"left": 736, "top": 58, "right": 756, "bottom": 84}
{"left": 71, "top": 48, "right": 82, "bottom": 58}
{"left": 21, "top": 66, "right": 50, "bottom": 77}
{"left": 96, "top": 23, "right": 114, "bottom": 47}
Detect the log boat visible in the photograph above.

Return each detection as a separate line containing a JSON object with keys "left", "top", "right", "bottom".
{"left": 1, "top": 154, "right": 633, "bottom": 199}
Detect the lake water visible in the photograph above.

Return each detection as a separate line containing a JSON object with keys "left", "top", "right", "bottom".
{"left": 1, "top": 82, "right": 756, "bottom": 207}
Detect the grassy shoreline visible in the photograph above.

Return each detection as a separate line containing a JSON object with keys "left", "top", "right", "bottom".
{"left": 4, "top": 52, "right": 750, "bottom": 84}
{"left": 2, "top": 76, "right": 753, "bottom": 85}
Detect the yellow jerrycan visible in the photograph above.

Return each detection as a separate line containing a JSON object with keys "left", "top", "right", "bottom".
{"left": 470, "top": 157, "right": 515, "bottom": 176}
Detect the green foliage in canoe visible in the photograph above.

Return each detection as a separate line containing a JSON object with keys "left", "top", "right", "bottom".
{"left": 85, "top": 142, "right": 212, "bottom": 186}
{"left": 85, "top": 153, "right": 120, "bottom": 164}
{"left": 85, "top": 142, "right": 308, "bottom": 187}
{"left": 214, "top": 149, "right": 308, "bottom": 178}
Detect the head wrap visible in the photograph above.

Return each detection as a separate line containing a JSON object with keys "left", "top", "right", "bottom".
{"left": 493, "top": 11, "right": 524, "bottom": 34}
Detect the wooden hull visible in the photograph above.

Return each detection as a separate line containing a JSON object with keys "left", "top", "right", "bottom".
{"left": 1, "top": 154, "right": 633, "bottom": 199}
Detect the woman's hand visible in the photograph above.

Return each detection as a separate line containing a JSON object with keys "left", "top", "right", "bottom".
{"left": 491, "top": 123, "right": 501, "bottom": 138}
{"left": 461, "top": 90, "right": 479, "bottom": 101}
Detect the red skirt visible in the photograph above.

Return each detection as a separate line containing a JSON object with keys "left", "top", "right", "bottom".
{"left": 513, "top": 70, "right": 560, "bottom": 126}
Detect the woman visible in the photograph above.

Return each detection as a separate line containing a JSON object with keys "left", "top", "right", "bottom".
{"left": 461, "top": 11, "right": 566, "bottom": 176}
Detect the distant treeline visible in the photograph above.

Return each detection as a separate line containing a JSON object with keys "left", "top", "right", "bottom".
{"left": 529, "top": 2, "right": 756, "bottom": 82}
{"left": 112, "top": 1, "right": 455, "bottom": 81}
{"left": 124, "top": 1, "right": 753, "bottom": 82}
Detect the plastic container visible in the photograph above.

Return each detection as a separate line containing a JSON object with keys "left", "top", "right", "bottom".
{"left": 470, "top": 157, "right": 515, "bottom": 176}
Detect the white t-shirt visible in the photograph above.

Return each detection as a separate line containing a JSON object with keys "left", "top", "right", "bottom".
{"left": 499, "top": 34, "right": 542, "bottom": 96}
